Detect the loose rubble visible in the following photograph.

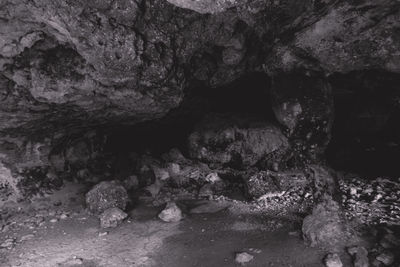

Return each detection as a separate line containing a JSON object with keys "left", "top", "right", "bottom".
{"left": 339, "top": 176, "right": 400, "bottom": 225}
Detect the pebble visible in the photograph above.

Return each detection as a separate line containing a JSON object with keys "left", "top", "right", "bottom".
{"left": 59, "top": 213, "right": 69, "bottom": 220}
{"left": 235, "top": 252, "right": 254, "bottom": 264}
{"left": 98, "top": 231, "right": 108, "bottom": 237}
{"left": 49, "top": 218, "right": 58, "bottom": 223}
{"left": 205, "top": 172, "right": 221, "bottom": 183}
{"left": 99, "top": 207, "right": 128, "bottom": 228}
{"left": 324, "top": 253, "right": 343, "bottom": 267}
{"left": 376, "top": 252, "right": 394, "bottom": 266}
{"left": 158, "top": 202, "right": 183, "bottom": 222}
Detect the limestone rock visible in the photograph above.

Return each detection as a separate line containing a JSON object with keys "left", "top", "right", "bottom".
{"left": 158, "top": 202, "right": 183, "bottom": 222}
{"left": 188, "top": 114, "right": 290, "bottom": 168}
{"left": 302, "top": 198, "right": 347, "bottom": 249}
{"left": 85, "top": 181, "right": 128, "bottom": 214}
{"left": 376, "top": 252, "right": 394, "bottom": 266}
{"left": 244, "top": 171, "right": 281, "bottom": 199}
{"left": 324, "top": 253, "right": 343, "bottom": 267}
{"left": 347, "top": 246, "right": 369, "bottom": 267}
{"left": 235, "top": 252, "right": 254, "bottom": 264}
{"left": 99, "top": 207, "right": 128, "bottom": 229}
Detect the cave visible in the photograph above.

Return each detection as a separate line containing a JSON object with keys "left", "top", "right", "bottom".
{"left": 1, "top": 1, "right": 400, "bottom": 267}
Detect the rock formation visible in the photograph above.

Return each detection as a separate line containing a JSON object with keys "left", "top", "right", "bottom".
{"left": 0, "top": 0, "right": 399, "bottom": 201}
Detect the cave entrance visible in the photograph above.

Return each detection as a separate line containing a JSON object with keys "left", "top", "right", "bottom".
{"left": 103, "top": 72, "right": 276, "bottom": 156}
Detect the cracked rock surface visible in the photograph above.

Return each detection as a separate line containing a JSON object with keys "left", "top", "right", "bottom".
{"left": 0, "top": 0, "right": 399, "bottom": 200}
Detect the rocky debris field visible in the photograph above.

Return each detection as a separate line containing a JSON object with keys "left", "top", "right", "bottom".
{"left": 339, "top": 175, "right": 400, "bottom": 226}
{"left": 1, "top": 144, "right": 400, "bottom": 266}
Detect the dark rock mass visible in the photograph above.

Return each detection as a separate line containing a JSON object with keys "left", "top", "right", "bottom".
{"left": 0, "top": 0, "right": 399, "bottom": 202}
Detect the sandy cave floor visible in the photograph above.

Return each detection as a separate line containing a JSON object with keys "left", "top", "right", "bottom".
{"left": 0, "top": 182, "right": 352, "bottom": 267}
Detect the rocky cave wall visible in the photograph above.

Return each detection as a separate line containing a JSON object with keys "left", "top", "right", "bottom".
{"left": 0, "top": 0, "right": 400, "bottom": 203}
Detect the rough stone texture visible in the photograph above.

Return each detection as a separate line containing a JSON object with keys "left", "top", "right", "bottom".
{"left": 188, "top": 114, "right": 290, "bottom": 168}
{"left": 302, "top": 197, "right": 347, "bottom": 250}
{"left": 324, "top": 253, "right": 343, "bottom": 267}
{"left": 0, "top": 0, "right": 399, "bottom": 201}
{"left": 158, "top": 201, "right": 183, "bottom": 222}
{"left": 85, "top": 181, "right": 128, "bottom": 214}
{"left": 244, "top": 171, "right": 281, "bottom": 199}
{"left": 99, "top": 207, "right": 128, "bottom": 228}
{"left": 347, "top": 246, "right": 369, "bottom": 267}
{"left": 271, "top": 72, "right": 334, "bottom": 164}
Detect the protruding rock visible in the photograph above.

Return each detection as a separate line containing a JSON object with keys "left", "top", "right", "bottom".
{"left": 244, "top": 171, "right": 281, "bottom": 199}
{"left": 324, "top": 253, "right": 343, "bottom": 267}
{"left": 347, "top": 246, "right": 369, "bottom": 267}
{"left": 86, "top": 181, "right": 128, "bottom": 214}
{"left": 376, "top": 252, "right": 394, "bottom": 266}
{"left": 158, "top": 202, "right": 183, "bottom": 222}
{"left": 99, "top": 207, "right": 128, "bottom": 229}
{"left": 235, "top": 252, "right": 254, "bottom": 265}
{"left": 188, "top": 114, "right": 290, "bottom": 168}
{"left": 302, "top": 198, "right": 347, "bottom": 249}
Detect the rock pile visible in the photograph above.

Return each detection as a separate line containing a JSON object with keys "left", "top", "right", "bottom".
{"left": 339, "top": 176, "right": 400, "bottom": 225}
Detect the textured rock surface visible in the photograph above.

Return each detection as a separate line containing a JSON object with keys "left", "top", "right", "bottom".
{"left": 188, "top": 114, "right": 290, "bottom": 168}
{"left": 99, "top": 207, "right": 128, "bottom": 228}
{"left": 85, "top": 181, "right": 128, "bottom": 214}
{"left": 244, "top": 171, "right": 281, "bottom": 199}
{"left": 158, "top": 201, "right": 183, "bottom": 222}
{"left": 0, "top": 0, "right": 399, "bottom": 201}
{"left": 302, "top": 197, "right": 348, "bottom": 250}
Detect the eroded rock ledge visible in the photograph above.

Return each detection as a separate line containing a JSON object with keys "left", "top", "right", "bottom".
{"left": 0, "top": 0, "right": 400, "bottom": 201}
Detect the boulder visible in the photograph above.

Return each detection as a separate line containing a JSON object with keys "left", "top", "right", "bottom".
{"left": 99, "top": 207, "right": 128, "bottom": 228}
{"left": 302, "top": 198, "right": 347, "bottom": 249}
{"left": 85, "top": 181, "right": 128, "bottom": 214}
{"left": 188, "top": 114, "right": 290, "bottom": 168}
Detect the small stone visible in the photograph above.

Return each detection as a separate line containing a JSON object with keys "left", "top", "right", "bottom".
{"left": 350, "top": 187, "right": 357, "bottom": 195}
{"left": 49, "top": 218, "right": 58, "bottom": 223}
{"left": 376, "top": 252, "right": 394, "bottom": 266}
{"left": 158, "top": 202, "right": 183, "bottom": 222}
{"left": 205, "top": 172, "right": 221, "bottom": 183}
{"left": 98, "top": 231, "right": 108, "bottom": 237}
{"left": 167, "top": 163, "right": 181, "bottom": 176}
{"left": 20, "top": 234, "right": 35, "bottom": 242}
{"left": 59, "top": 213, "right": 69, "bottom": 220}
{"left": 235, "top": 252, "right": 254, "bottom": 264}
{"left": 347, "top": 246, "right": 369, "bottom": 267}
{"left": 324, "top": 253, "right": 343, "bottom": 267}
{"left": 99, "top": 207, "right": 128, "bottom": 228}
{"left": 61, "top": 257, "right": 84, "bottom": 266}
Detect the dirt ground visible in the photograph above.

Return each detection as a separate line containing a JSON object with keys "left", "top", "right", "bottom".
{"left": 0, "top": 183, "right": 351, "bottom": 267}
